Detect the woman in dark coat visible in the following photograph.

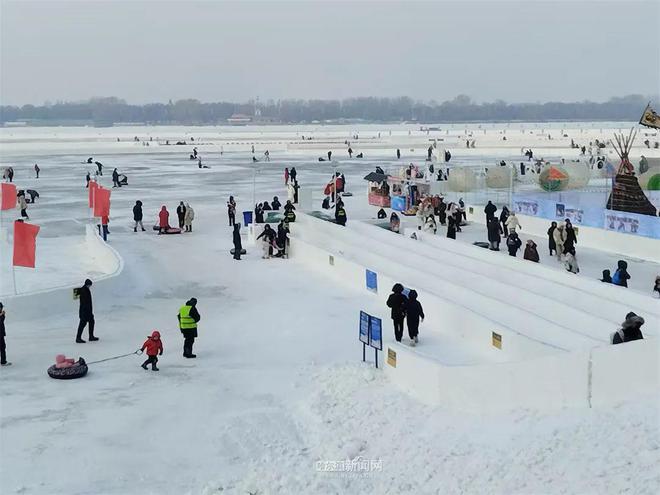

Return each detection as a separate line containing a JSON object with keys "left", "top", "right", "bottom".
{"left": 232, "top": 224, "right": 242, "bottom": 260}
{"left": 523, "top": 240, "right": 540, "bottom": 262}
{"left": 446, "top": 215, "right": 457, "bottom": 239}
{"left": 564, "top": 220, "right": 577, "bottom": 254}
{"left": 386, "top": 284, "right": 407, "bottom": 343}
{"left": 506, "top": 232, "right": 522, "bottom": 257}
{"left": 547, "top": 221, "right": 557, "bottom": 256}
{"left": 499, "top": 206, "right": 510, "bottom": 237}
{"left": 405, "top": 290, "right": 424, "bottom": 345}
{"left": 487, "top": 218, "right": 502, "bottom": 250}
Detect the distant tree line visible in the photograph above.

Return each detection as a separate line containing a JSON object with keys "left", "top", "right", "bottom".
{"left": 1, "top": 94, "right": 656, "bottom": 125}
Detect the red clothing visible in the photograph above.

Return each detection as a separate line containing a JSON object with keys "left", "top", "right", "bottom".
{"left": 284, "top": 170, "right": 289, "bottom": 183}
{"left": 101, "top": 215, "right": 109, "bottom": 225}
{"left": 141, "top": 334, "right": 163, "bottom": 356}
{"left": 159, "top": 208, "right": 170, "bottom": 228}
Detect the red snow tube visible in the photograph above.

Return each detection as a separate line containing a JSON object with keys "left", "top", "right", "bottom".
{"left": 47, "top": 359, "right": 88, "bottom": 380}
{"left": 152, "top": 225, "right": 182, "bottom": 234}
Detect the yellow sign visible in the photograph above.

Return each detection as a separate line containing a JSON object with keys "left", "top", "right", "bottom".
{"left": 329, "top": 255, "right": 334, "bottom": 266}
{"left": 387, "top": 348, "right": 397, "bottom": 367}
{"left": 492, "top": 331, "right": 502, "bottom": 349}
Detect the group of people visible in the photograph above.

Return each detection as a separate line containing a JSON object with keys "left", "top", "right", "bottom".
{"left": 411, "top": 196, "right": 465, "bottom": 239}
{"left": 152, "top": 202, "right": 195, "bottom": 233}
{"left": 386, "top": 284, "right": 425, "bottom": 346}
{"left": 254, "top": 196, "right": 283, "bottom": 223}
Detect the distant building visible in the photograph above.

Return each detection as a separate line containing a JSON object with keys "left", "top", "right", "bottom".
{"left": 227, "top": 114, "right": 252, "bottom": 125}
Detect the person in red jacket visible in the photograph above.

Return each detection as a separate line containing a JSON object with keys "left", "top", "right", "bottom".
{"left": 140, "top": 330, "right": 163, "bottom": 371}
{"left": 158, "top": 206, "right": 170, "bottom": 234}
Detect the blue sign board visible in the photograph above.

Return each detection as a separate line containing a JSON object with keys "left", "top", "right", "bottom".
{"left": 366, "top": 269, "right": 378, "bottom": 292}
{"left": 369, "top": 316, "right": 382, "bottom": 351}
{"left": 359, "top": 311, "right": 370, "bottom": 345}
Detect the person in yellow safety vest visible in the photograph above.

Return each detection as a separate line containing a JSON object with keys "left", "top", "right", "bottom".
{"left": 178, "top": 298, "right": 200, "bottom": 358}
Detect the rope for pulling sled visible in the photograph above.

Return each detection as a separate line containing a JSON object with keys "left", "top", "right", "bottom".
{"left": 87, "top": 350, "right": 141, "bottom": 365}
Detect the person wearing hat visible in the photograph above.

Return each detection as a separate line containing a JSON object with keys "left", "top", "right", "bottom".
{"left": 611, "top": 312, "right": 645, "bottom": 344}
{"left": 178, "top": 298, "right": 200, "bottom": 358}
{"left": 1, "top": 302, "right": 9, "bottom": 366}
{"left": 76, "top": 279, "right": 98, "bottom": 343}
{"left": 139, "top": 330, "right": 163, "bottom": 371}
{"left": 386, "top": 284, "right": 408, "bottom": 343}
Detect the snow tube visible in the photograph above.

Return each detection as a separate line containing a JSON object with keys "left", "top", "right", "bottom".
{"left": 47, "top": 359, "right": 88, "bottom": 380}
{"left": 473, "top": 241, "right": 490, "bottom": 249}
{"left": 152, "top": 225, "right": 182, "bottom": 234}
{"left": 230, "top": 248, "right": 247, "bottom": 255}
{"left": 341, "top": 192, "right": 353, "bottom": 197}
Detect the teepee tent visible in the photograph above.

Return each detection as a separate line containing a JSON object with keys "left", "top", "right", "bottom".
{"left": 605, "top": 128, "right": 657, "bottom": 216}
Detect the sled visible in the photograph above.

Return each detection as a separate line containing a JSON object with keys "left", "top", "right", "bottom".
{"left": 47, "top": 359, "right": 88, "bottom": 380}
{"left": 472, "top": 241, "right": 490, "bottom": 249}
{"left": 230, "top": 248, "right": 247, "bottom": 255}
{"left": 152, "top": 225, "right": 182, "bottom": 234}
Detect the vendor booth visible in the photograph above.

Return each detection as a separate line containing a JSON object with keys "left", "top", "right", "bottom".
{"left": 363, "top": 171, "right": 431, "bottom": 212}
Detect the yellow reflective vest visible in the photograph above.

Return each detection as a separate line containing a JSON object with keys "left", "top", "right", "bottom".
{"left": 179, "top": 305, "right": 197, "bottom": 330}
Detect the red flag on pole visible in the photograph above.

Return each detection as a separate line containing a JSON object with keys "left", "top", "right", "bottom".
{"left": 13, "top": 220, "right": 40, "bottom": 268}
{"left": 88, "top": 180, "right": 98, "bottom": 208}
{"left": 93, "top": 186, "right": 111, "bottom": 218}
{"left": 1, "top": 183, "right": 17, "bottom": 210}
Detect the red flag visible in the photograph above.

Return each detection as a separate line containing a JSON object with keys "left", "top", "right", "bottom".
{"left": 13, "top": 221, "right": 40, "bottom": 268}
{"left": 93, "top": 186, "right": 111, "bottom": 218}
{"left": 1, "top": 183, "right": 17, "bottom": 210}
{"left": 88, "top": 181, "right": 98, "bottom": 208}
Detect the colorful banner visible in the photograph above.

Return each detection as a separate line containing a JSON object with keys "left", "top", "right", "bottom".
{"left": 639, "top": 104, "right": 660, "bottom": 130}
{"left": 93, "top": 186, "right": 111, "bottom": 218}
{"left": 88, "top": 181, "right": 98, "bottom": 208}
{"left": 513, "top": 198, "right": 539, "bottom": 216}
{"left": 13, "top": 220, "right": 40, "bottom": 268}
{"left": 1, "top": 183, "right": 17, "bottom": 210}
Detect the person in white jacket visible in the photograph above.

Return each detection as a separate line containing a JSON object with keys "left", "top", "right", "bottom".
{"left": 423, "top": 215, "right": 437, "bottom": 234}
{"left": 183, "top": 203, "right": 195, "bottom": 232}
{"left": 17, "top": 193, "right": 29, "bottom": 219}
{"left": 553, "top": 224, "right": 566, "bottom": 260}
{"left": 504, "top": 212, "right": 521, "bottom": 234}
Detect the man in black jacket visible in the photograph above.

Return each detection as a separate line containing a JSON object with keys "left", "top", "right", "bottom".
{"left": 232, "top": 224, "right": 242, "bottom": 260}
{"left": 76, "top": 279, "right": 98, "bottom": 343}
{"left": 133, "top": 200, "right": 145, "bottom": 232}
{"left": 1, "top": 302, "right": 9, "bottom": 366}
{"left": 176, "top": 202, "right": 186, "bottom": 229}
{"left": 484, "top": 201, "right": 497, "bottom": 222}
{"left": 178, "top": 298, "right": 201, "bottom": 358}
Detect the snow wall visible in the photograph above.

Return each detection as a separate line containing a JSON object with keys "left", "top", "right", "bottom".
{"left": 466, "top": 206, "right": 660, "bottom": 263}
{"left": 289, "top": 213, "right": 659, "bottom": 412}
{"left": 2, "top": 225, "right": 123, "bottom": 319}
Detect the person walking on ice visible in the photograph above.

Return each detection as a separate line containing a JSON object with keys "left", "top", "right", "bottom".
{"left": 133, "top": 200, "right": 146, "bottom": 232}
{"left": 176, "top": 202, "right": 186, "bottom": 229}
{"left": 76, "top": 279, "right": 98, "bottom": 343}
{"left": 140, "top": 330, "right": 163, "bottom": 371}
{"left": 178, "top": 298, "right": 200, "bottom": 358}
{"left": 17, "top": 192, "right": 29, "bottom": 220}
{"left": 505, "top": 211, "right": 521, "bottom": 234}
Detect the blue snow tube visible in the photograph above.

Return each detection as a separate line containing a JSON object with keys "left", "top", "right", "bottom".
{"left": 47, "top": 358, "right": 88, "bottom": 380}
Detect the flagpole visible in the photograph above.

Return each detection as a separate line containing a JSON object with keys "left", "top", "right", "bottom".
{"left": 12, "top": 263, "right": 17, "bottom": 295}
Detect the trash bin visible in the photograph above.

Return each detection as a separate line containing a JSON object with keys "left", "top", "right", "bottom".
{"left": 242, "top": 210, "right": 253, "bottom": 227}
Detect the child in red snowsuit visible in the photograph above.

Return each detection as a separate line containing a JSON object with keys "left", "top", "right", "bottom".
{"left": 140, "top": 330, "right": 163, "bottom": 371}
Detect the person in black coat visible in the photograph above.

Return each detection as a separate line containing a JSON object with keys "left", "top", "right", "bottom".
{"left": 232, "top": 224, "right": 242, "bottom": 260}
{"left": 255, "top": 203, "right": 264, "bottom": 223}
{"left": 611, "top": 312, "right": 644, "bottom": 344}
{"left": 601, "top": 269, "right": 612, "bottom": 283}
{"left": 437, "top": 198, "right": 447, "bottom": 225}
{"left": 271, "top": 196, "right": 282, "bottom": 210}
{"left": 176, "top": 202, "right": 187, "bottom": 229}
{"left": 290, "top": 167, "right": 297, "bottom": 182}
{"left": 484, "top": 200, "right": 497, "bottom": 222}
{"left": 612, "top": 260, "right": 631, "bottom": 287}
{"left": 133, "top": 200, "right": 145, "bottom": 232}
{"left": 506, "top": 232, "right": 522, "bottom": 257}
{"left": 487, "top": 218, "right": 502, "bottom": 250}
{"left": 112, "top": 168, "right": 120, "bottom": 188}
{"left": 76, "top": 279, "right": 98, "bottom": 343}
{"left": 276, "top": 221, "right": 289, "bottom": 257}
{"left": 335, "top": 204, "right": 347, "bottom": 226}
{"left": 0, "top": 302, "right": 8, "bottom": 366}
{"left": 386, "top": 283, "right": 407, "bottom": 342}
{"left": 499, "top": 206, "right": 510, "bottom": 237}
{"left": 293, "top": 180, "right": 300, "bottom": 204}
{"left": 405, "top": 290, "right": 424, "bottom": 344}
{"left": 564, "top": 219, "right": 577, "bottom": 254}
{"left": 262, "top": 201, "right": 272, "bottom": 211}
{"left": 446, "top": 215, "right": 457, "bottom": 239}
{"left": 547, "top": 221, "right": 557, "bottom": 256}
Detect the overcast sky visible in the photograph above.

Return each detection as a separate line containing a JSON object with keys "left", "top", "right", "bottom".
{"left": 1, "top": 0, "right": 658, "bottom": 105}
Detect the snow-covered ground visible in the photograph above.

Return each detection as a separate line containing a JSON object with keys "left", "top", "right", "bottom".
{"left": 0, "top": 124, "right": 659, "bottom": 494}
